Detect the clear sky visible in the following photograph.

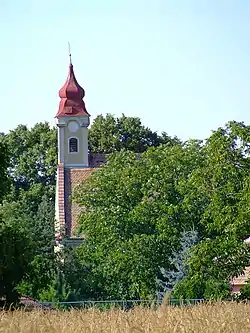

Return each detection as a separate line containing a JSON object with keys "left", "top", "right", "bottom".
{"left": 1, "top": 0, "right": 250, "bottom": 140}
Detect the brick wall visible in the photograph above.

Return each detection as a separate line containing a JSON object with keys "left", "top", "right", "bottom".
{"left": 57, "top": 163, "right": 66, "bottom": 233}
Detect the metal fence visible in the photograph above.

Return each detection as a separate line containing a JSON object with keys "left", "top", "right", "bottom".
{"left": 41, "top": 298, "right": 204, "bottom": 310}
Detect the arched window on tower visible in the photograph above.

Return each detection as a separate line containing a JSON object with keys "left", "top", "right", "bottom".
{"left": 69, "top": 137, "right": 78, "bottom": 153}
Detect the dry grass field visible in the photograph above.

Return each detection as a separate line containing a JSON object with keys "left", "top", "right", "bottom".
{"left": 0, "top": 302, "right": 250, "bottom": 333}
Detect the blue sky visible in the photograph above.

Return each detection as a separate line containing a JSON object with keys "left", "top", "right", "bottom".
{"left": 1, "top": 0, "right": 250, "bottom": 140}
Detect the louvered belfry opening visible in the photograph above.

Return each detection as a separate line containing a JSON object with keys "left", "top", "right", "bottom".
{"left": 69, "top": 138, "right": 78, "bottom": 153}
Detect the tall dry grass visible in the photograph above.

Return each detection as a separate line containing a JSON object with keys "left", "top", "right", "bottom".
{"left": 0, "top": 302, "right": 250, "bottom": 333}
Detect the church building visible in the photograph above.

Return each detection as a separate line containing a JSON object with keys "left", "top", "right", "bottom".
{"left": 54, "top": 58, "right": 105, "bottom": 247}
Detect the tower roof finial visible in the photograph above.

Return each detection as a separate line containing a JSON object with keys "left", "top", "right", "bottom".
{"left": 68, "top": 42, "right": 72, "bottom": 65}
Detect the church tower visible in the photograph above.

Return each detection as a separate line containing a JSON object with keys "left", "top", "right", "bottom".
{"left": 55, "top": 58, "right": 94, "bottom": 246}
{"left": 56, "top": 58, "right": 90, "bottom": 167}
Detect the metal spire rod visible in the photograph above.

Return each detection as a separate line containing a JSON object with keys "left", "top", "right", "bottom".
{"left": 68, "top": 42, "right": 72, "bottom": 64}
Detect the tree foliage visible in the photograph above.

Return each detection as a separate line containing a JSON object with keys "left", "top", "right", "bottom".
{"left": 0, "top": 206, "right": 33, "bottom": 305}
{"left": 74, "top": 141, "right": 203, "bottom": 299}
{"left": 38, "top": 248, "right": 93, "bottom": 303}
{"left": 1, "top": 117, "right": 250, "bottom": 303}
{"left": 0, "top": 194, "right": 56, "bottom": 302}
{"left": 0, "top": 116, "right": 180, "bottom": 201}
{"left": 0, "top": 122, "right": 57, "bottom": 194}
{"left": 75, "top": 121, "right": 250, "bottom": 300}
{"left": 88, "top": 113, "right": 181, "bottom": 153}
{"left": 0, "top": 114, "right": 181, "bottom": 304}
{"left": 238, "top": 280, "right": 250, "bottom": 300}
{"left": 157, "top": 230, "right": 199, "bottom": 299}
{"left": 173, "top": 121, "right": 250, "bottom": 299}
{"left": 17, "top": 194, "right": 56, "bottom": 299}
{"left": 0, "top": 141, "right": 9, "bottom": 202}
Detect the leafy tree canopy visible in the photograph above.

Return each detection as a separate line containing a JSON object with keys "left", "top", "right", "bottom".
{"left": 0, "top": 207, "right": 33, "bottom": 305}
{"left": 0, "top": 115, "right": 180, "bottom": 201}
{"left": 75, "top": 121, "right": 250, "bottom": 300}
{"left": 74, "top": 141, "right": 203, "bottom": 299}
{"left": 0, "top": 141, "right": 10, "bottom": 202}
{"left": 173, "top": 121, "right": 250, "bottom": 299}
{"left": 2, "top": 117, "right": 250, "bottom": 302}
{"left": 88, "top": 113, "right": 181, "bottom": 153}
{"left": 0, "top": 114, "right": 179, "bottom": 303}
{"left": 0, "top": 122, "right": 57, "bottom": 201}
{"left": 0, "top": 194, "right": 56, "bottom": 301}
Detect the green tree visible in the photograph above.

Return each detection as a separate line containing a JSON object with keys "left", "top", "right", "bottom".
{"left": 88, "top": 113, "right": 180, "bottom": 154}
{"left": 17, "top": 194, "right": 56, "bottom": 299}
{"left": 75, "top": 121, "right": 250, "bottom": 300}
{"left": 74, "top": 141, "right": 203, "bottom": 299}
{"left": 1, "top": 114, "right": 179, "bottom": 303}
{"left": 238, "top": 280, "right": 250, "bottom": 300}
{"left": 0, "top": 117, "right": 179, "bottom": 203}
{"left": 38, "top": 247, "right": 95, "bottom": 303}
{"left": 0, "top": 193, "right": 56, "bottom": 301}
{"left": 157, "top": 230, "right": 199, "bottom": 299}
{"left": 0, "top": 122, "right": 57, "bottom": 200}
{"left": 173, "top": 121, "right": 250, "bottom": 299}
{"left": 3, "top": 118, "right": 250, "bottom": 302}
{"left": 0, "top": 116, "right": 180, "bottom": 202}
{"left": 0, "top": 207, "right": 33, "bottom": 306}
{"left": 0, "top": 141, "right": 9, "bottom": 202}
